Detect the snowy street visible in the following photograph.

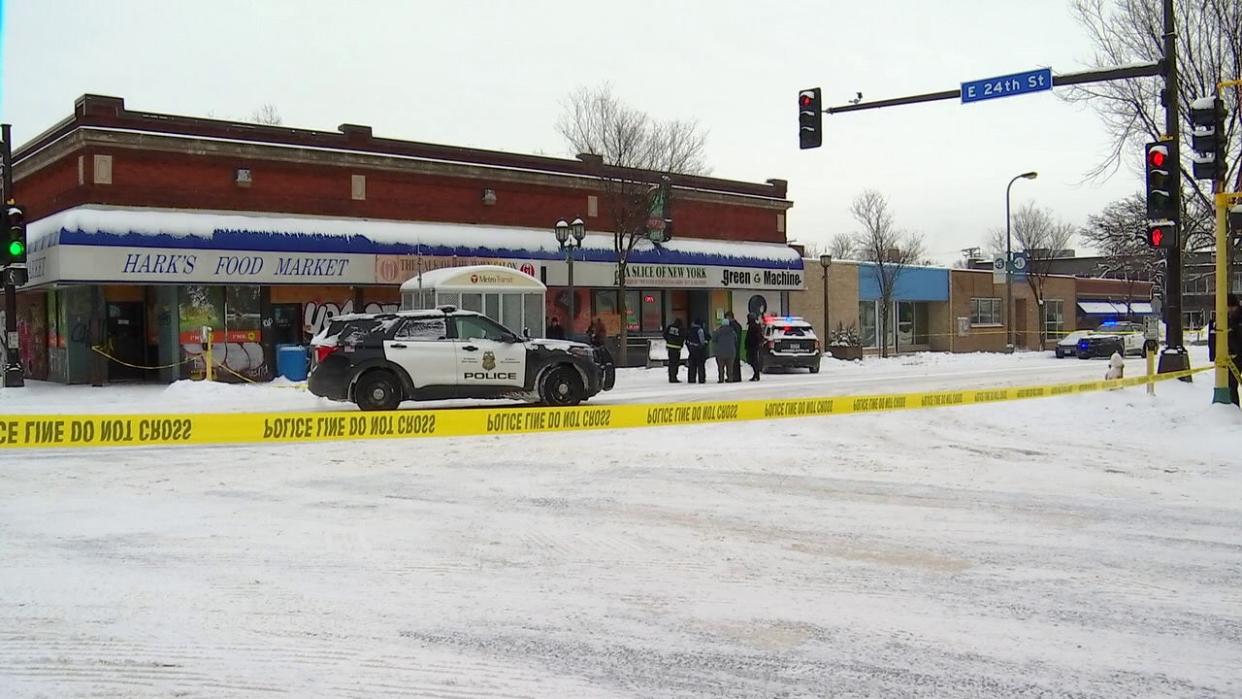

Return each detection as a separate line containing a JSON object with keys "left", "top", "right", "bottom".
{"left": 2, "top": 351, "right": 1240, "bottom": 696}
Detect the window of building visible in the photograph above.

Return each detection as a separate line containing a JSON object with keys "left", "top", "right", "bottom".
{"left": 1043, "top": 299, "right": 1065, "bottom": 337}
{"left": 641, "top": 291, "right": 663, "bottom": 332}
{"left": 93, "top": 154, "right": 113, "bottom": 185}
{"left": 351, "top": 174, "right": 366, "bottom": 201}
{"left": 395, "top": 317, "right": 447, "bottom": 341}
{"left": 971, "top": 298, "right": 1002, "bottom": 325}
{"left": 859, "top": 301, "right": 877, "bottom": 347}
{"left": 897, "top": 301, "right": 930, "bottom": 346}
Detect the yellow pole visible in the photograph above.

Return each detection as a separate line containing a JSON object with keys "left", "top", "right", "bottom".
{"left": 1213, "top": 191, "right": 1229, "bottom": 402}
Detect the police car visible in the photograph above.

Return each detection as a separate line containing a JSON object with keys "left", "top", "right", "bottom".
{"left": 760, "top": 316, "right": 822, "bottom": 373}
{"left": 307, "top": 307, "right": 614, "bottom": 411}
{"left": 1077, "top": 321, "right": 1148, "bottom": 359}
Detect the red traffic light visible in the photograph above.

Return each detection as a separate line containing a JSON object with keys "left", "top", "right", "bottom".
{"left": 799, "top": 93, "right": 814, "bottom": 108}
{"left": 1148, "top": 149, "right": 1166, "bottom": 168}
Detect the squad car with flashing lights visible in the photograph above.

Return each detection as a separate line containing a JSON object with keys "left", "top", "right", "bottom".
{"left": 760, "top": 316, "right": 822, "bottom": 373}
{"left": 1076, "top": 321, "right": 1149, "bottom": 359}
{"left": 307, "top": 307, "right": 615, "bottom": 411}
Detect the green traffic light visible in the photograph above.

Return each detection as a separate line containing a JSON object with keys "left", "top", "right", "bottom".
{"left": 7, "top": 240, "right": 23, "bottom": 257}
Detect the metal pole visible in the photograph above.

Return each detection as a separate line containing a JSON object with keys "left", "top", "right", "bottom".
{"left": 566, "top": 246, "right": 575, "bottom": 337}
{"left": 821, "top": 265, "right": 830, "bottom": 339}
{"left": 2, "top": 123, "right": 23, "bottom": 388}
{"left": 1005, "top": 177, "right": 1016, "bottom": 353}
{"left": 1212, "top": 187, "right": 1230, "bottom": 403}
{"left": 1158, "top": 0, "right": 1188, "bottom": 378}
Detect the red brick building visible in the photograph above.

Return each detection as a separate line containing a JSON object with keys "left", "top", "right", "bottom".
{"left": 9, "top": 94, "right": 799, "bottom": 382}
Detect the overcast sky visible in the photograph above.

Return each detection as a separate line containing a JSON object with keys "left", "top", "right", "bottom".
{"left": 2, "top": 0, "right": 1143, "bottom": 263}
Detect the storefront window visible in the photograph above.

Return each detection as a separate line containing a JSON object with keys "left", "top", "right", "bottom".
{"left": 896, "top": 302, "right": 930, "bottom": 347}
{"left": 625, "top": 290, "right": 640, "bottom": 332}
{"left": 179, "top": 286, "right": 224, "bottom": 342}
{"left": 641, "top": 291, "right": 663, "bottom": 332}
{"left": 225, "top": 286, "right": 261, "bottom": 334}
{"left": 593, "top": 289, "right": 620, "bottom": 335}
{"left": 859, "top": 301, "right": 877, "bottom": 347}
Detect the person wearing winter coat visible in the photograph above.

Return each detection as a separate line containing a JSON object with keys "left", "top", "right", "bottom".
{"left": 1228, "top": 293, "right": 1241, "bottom": 406}
{"left": 728, "top": 313, "right": 744, "bottom": 383}
{"left": 588, "top": 317, "right": 606, "bottom": 347}
{"left": 546, "top": 317, "right": 566, "bottom": 340}
{"left": 685, "top": 318, "right": 711, "bottom": 384}
{"left": 744, "top": 314, "right": 764, "bottom": 381}
{"left": 714, "top": 315, "right": 738, "bottom": 383}
{"left": 663, "top": 318, "right": 685, "bottom": 383}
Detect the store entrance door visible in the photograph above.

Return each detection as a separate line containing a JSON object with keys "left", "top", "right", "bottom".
{"left": 271, "top": 303, "right": 303, "bottom": 346}
{"left": 106, "top": 301, "right": 147, "bottom": 382}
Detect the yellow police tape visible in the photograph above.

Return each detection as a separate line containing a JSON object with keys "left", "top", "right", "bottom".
{"left": 0, "top": 365, "right": 1212, "bottom": 450}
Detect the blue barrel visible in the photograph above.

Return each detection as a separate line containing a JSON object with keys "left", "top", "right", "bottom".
{"left": 277, "top": 344, "right": 308, "bottom": 382}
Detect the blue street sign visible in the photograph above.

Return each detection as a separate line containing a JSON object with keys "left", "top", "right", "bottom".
{"left": 961, "top": 68, "right": 1053, "bottom": 104}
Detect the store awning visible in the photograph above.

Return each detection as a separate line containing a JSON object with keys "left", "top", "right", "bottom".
{"left": 30, "top": 205, "right": 803, "bottom": 270}
{"left": 1078, "top": 301, "right": 1154, "bottom": 315}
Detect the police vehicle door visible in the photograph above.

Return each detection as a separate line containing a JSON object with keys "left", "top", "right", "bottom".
{"left": 451, "top": 315, "right": 526, "bottom": 388}
{"left": 386, "top": 316, "right": 456, "bottom": 388}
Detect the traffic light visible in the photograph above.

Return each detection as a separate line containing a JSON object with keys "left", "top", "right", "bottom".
{"left": 798, "top": 88, "right": 822, "bottom": 150}
{"left": 1145, "top": 220, "right": 1177, "bottom": 249}
{"left": 4, "top": 204, "right": 26, "bottom": 267}
{"left": 1144, "top": 141, "right": 1177, "bottom": 220}
{"left": 1188, "top": 96, "right": 1227, "bottom": 181}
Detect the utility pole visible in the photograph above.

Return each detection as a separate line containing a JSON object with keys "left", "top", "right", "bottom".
{"left": 2, "top": 124, "right": 23, "bottom": 388}
{"left": 1157, "top": 0, "right": 1190, "bottom": 379}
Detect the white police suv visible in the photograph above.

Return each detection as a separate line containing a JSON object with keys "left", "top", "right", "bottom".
{"left": 308, "top": 307, "right": 614, "bottom": 411}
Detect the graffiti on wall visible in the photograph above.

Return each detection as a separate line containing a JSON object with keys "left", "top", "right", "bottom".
{"left": 304, "top": 301, "right": 399, "bottom": 336}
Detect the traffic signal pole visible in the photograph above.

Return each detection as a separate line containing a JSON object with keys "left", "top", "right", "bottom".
{"left": 2, "top": 123, "right": 22, "bottom": 388}
{"left": 1156, "top": 0, "right": 1190, "bottom": 380}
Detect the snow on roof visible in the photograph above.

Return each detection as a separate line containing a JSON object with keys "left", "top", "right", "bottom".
{"left": 29, "top": 205, "right": 803, "bottom": 269}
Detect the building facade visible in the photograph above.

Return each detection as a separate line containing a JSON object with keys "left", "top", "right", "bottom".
{"left": 791, "top": 258, "right": 1153, "bottom": 354}
{"left": 6, "top": 95, "right": 801, "bottom": 382}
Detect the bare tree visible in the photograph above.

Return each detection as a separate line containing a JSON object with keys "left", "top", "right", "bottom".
{"left": 850, "top": 191, "right": 926, "bottom": 358}
{"left": 557, "top": 84, "right": 709, "bottom": 364}
{"left": 1065, "top": 0, "right": 1241, "bottom": 248}
{"left": 986, "top": 203, "right": 1078, "bottom": 349}
{"left": 251, "top": 104, "right": 283, "bottom": 126}
{"left": 827, "top": 232, "right": 857, "bottom": 260}
{"left": 1079, "top": 193, "right": 1165, "bottom": 318}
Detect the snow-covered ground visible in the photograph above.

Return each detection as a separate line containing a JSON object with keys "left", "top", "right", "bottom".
{"left": 2, "top": 350, "right": 1240, "bottom": 697}
{"left": 0, "top": 348, "right": 1144, "bottom": 414}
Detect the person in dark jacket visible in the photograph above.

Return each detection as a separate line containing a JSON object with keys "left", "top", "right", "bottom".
{"left": 663, "top": 318, "right": 685, "bottom": 383}
{"left": 744, "top": 313, "right": 764, "bottom": 381}
{"left": 1228, "top": 294, "right": 1241, "bottom": 406}
{"left": 685, "top": 318, "right": 710, "bottom": 384}
{"left": 728, "top": 312, "right": 744, "bottom": 383}
{"left": 546, "top": 317, "right": 566, "bottom": 340}
{"left": 713, "top": 314, "right": 738, "bottom": 383}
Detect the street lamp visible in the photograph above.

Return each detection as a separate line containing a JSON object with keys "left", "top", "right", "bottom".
{"left": 819, "top": 253, "right": 833, "bottom": 342}
{"left": 1006, "top": 171, "right": 1038, "bottom": 352}
{"left": 554, "top": 217, "right": 586, "bottom": 336}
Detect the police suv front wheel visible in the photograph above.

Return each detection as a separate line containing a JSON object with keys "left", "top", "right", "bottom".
{"left": 354, "top": 370, "right": 402, "bottom": 411}
{"left": 541, "top": 366, "right": 584, "bottom": 406}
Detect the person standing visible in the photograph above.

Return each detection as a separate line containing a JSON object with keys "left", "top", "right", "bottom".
{"left": 685, "top": 317, "right": 710, "bottom": 384}
{"left": 714, "top": 314, "right": 738, "bottom": 383}
{"left": 745, "top": 313, "right": 764, "bottom": 381}
{"left": 546, "top": 317, "right": 566, "bottom": 340}
{"left": 663, "top": 318, "right": 685, "bottom": 383}
{"left": 729, "top": 312, "right": 744, "bottom": 383}
{"left": 1228, "top": 293, "right": 1241, "bottom": 406}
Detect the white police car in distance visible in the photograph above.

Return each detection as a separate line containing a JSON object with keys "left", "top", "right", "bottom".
{"left": 308, "top": 307, "right": 614, "bottom": 411}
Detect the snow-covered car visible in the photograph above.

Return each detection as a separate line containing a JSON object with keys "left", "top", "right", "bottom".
{"left": 760, "top": 316, "right": 822, "bottom": 373}
{"left": 1077, "top": 321, "right": 1149, "bottom": 359}
{"left": 1054, "top": 330, "right": 1093, "bottom": 358}
{"left": 308, "top": 307, "right": 614, "bottom": 410}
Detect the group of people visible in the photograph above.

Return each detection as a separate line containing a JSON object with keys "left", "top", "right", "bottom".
{"left": 546, "top": 316, "right": 607, "bottom": 347}
{"left": 662, "top": 312, "right": 765, "bottom": 384}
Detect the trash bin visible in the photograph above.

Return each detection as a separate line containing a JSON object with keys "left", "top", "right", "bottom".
{"left": 276, "top": 344, "right": 308, "bottom": 382}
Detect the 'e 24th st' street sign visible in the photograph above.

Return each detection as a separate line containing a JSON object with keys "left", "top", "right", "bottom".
{"left": 961, "top": 68, "right": 1052, "bottom": 104}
